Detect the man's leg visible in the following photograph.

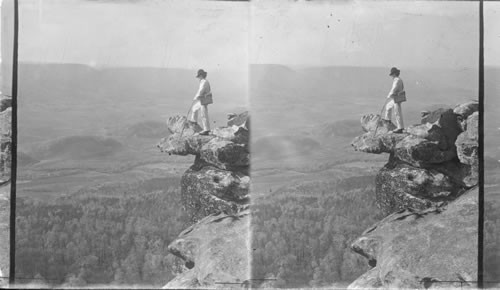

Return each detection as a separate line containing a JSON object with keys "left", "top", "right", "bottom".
{"left": 383, "top": 100, "right": 393, "bottom": 121}
{"left": 200, "top": 105, "right": 210, "bottom": 132}
{"left": 189, "top": 101, "right": 201, "bottom": 124}
{"left": 189, "top": 108, "right": 198, "bottom": 123}
{"left": 394, "top": 102, "right": 404, "bottom": 129}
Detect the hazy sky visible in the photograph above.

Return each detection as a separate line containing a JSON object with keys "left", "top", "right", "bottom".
{"left": 485, "top": 2, "right": 500, "bottom": 67}
{"left": 2, "top": 0, "right": 500, "bottom": 69}
{"left": 17, "top": 0, "right": 249, "bottom": 70}
{"left": 252, "top": 0, "right": 487, "bottom": 68}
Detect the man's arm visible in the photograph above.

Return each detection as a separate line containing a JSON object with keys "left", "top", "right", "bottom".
{"left": 387, "top": 78, "right": 399, "bottom": 99}
{"left": 194, "top": 80, "right": 209, "bottom": 100}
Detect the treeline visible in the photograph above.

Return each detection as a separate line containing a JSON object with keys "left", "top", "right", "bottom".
{"left": 252, "top": 177, "right": 383, "bottom": 288}
{"left": 16, "top": 178, "right": 189, "bottom": 287}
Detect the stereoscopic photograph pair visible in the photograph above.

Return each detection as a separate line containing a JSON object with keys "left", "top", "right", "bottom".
{"left": 0, "top": 0, "right": 498, "bottom": 289}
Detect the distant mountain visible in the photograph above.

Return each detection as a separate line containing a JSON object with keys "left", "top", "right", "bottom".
{"left": 250, "top": 64, "right": 479, "bottom": 137}
{"left": 117, "top": 120, "right": 169, "bottom": 139}
{"left": 17, "top": 62, "right": 247, "bottom": 144}
{"left": 314, "top": 119, "right": 363, "bottom": 139}
{"left": 251, "top": 64, "right": 478, "bottom": 100}
{"left": 252, "top": 135, "right": 321, "bottom": 159}
{"left": 486, "top": 156, "right": 500, "bottom": 171}
{"left": 27, "top": 136, "right": 123, "bottom": 160}
{"left": 17, "top": 152, "right": 40, "bottom": 167}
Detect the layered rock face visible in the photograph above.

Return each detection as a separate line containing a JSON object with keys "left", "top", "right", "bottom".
{"left": 0, "top": 94, "right": 11, "bottom": 183}
{"left": 0, "top": 184, "right": 9, "bottom": 287}
{"left": 164, "top": 210, "right": 250, "bottom": 289}
{"left": 0, "top": 93, "right": 11, "bottom": 286}
{"left": 352, "top": 102, "right": 478, "bottom": 215}
{"left": 349, "top": 102, "right": 478, "bottom": 288}
{"left": 349, "top": 188, "right": 477, "bottom": 289}
{"left": 158, "top": 112, "right": 250, "bottom": 223}
{"left": 158, "top": 112, "right": 250, "bottom": 288}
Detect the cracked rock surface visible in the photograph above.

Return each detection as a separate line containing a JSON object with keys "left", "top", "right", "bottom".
{"left": 352, "top": 103, "right": 477, "bottom": 214}
{"left": 159, "top": 112, "right": 250, "bottom": 288}
{"left": 349, "top": 102, "right": 478, "bottom": 289}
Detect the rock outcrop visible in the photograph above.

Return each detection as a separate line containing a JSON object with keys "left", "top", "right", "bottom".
{"left": 349, "top": 188, "right": 478, "bottom": 289}
{"left": 0, "top": 183, "right": 9, "bottom": 287}
{"left": 0, "top": 94, "right": 11, "bottom": 183}
{"left": 158, "top": 112, "right": 250, "bottom": 288}
{"left": 352, "top": 101, "right": 478, "bottom": 215}
{"left": 0, "top": 93, "right": 11, "bottom": 287}
{"left": 349, "top": 101, "right": 478, "bottom": 289}
{"left": 164, "top": 210, "right": 250, "bottom": 289}
{"left": 158, "top": 111, "right": 250, "bottom": 223}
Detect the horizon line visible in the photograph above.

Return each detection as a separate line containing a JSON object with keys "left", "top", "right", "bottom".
{"left": 3, "top": 61, "right": 496, "bottom": 70}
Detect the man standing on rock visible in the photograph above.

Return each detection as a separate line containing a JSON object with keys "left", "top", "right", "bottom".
{"left": 383, "top": 67, "right": 405, "bottom": 133}
{"left": 189, "top": 69, "right": 212, "bottom": 136}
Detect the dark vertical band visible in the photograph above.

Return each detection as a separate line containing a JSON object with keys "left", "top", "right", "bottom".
{"left": 9, "top": 0, "right": 18, "bottom": 285}
{"left": 478, "top": 0, "right": 484, "bottom": 288}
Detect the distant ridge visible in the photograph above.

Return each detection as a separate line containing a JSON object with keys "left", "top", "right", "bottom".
{"left": 27, "top": 135, "right": 123, "bottom": 160}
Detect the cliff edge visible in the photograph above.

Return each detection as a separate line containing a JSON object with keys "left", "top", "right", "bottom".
{"left": 158, "top": 112, "right": 250, "bottom": 288}
{"left": 349, "top": 101, "right": 478, "bottom": 288}
{"left": 352, "top": 101, "right": 477, "bottom": 215}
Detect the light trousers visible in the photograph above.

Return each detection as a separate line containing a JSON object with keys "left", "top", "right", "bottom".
{"left": 189, "top": 101, "right": 210, "bottom": 131}
{"left": 383, "top": 99, "right": 404, "bottom": 129}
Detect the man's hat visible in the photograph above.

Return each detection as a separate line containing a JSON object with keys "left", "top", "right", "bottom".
{"left": 196, "top": 69, "right": 207, "bottom": 78}
{"left": 389, "top": 67, "right": 400, "bottom": 76}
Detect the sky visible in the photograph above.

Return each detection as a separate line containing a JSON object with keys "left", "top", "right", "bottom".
{"left": 251, "top": 0, "right": 489, "bottom": 69}
{"left": 485, "top": 2, "right": 500, "bottom": 67}
{"left": 16, "top": 0, "right": 249, "bottom": 71}
{"left": 1, "top": 0, "right": 499, "bottom": 70}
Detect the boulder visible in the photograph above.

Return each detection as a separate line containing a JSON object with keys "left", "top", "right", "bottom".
{"left": 227, "top": 111, "right": 249, "bottom": 130}
{"left": 0, "top": 96, "right": 11, "bottom": 112}
{"left": 352, "top": 133, "right": 456, "bottom": 168}
{"left": 158, "top": 133, "right": 213, "bottom": 156}
{"left": 353, "top": 105, "right": 476, "bottom": 215}
{"left": 404, "top": 123, "right": 449, "bottom": 150}
{"left": 164, "top": 211, "right": 250, "bottom": 289}
{"left": 453, "top": 101, "right": 478, "bottom": 131}
{"left": 375, "top": 160, "right": 461, "bottom": 215}
{"left": 0, "top": 183, "right": 10, "bottom": 285}
{"left": 353, "top": 108, "right": 461, "bottom": 164}
{"left": 453, "top": 101, "right": 478, "bottom": 119}
{"left": 0, "top": 151, "right": 11, "bottom": 180}
{"left": 210, "top": 126, "right": 249, "bottom": 145}
{"left": 420, "top": 108, "right": 461, "bottom": 150}
{"left": 181, "top": 164, "right": 248, "bottom": 223}
{"left": 158, "top": 112, "right": 249, "bottom": 160}
{"left": 183, "top": 163, "right": 249, "bottom": 202}
{"left": 349, "top": 188, "right": 478, "bottom": 289}
{"left": 454, "top": 112, "right": 478, "bottom": 187}
{"left": 0, "top": 108, "right": 11, "bottom": 181}
{"left": 0, "top": 108, "right": 11, "bottom": 136}
{"left": 465, "top": 111, "right": 478, "bottom": 140}
{"left": 455, "top": 135, "right": 477, "bottom": 170}
{"left": 428, "top": 160, "right": 476, "bottom": 188}
{"left": 360, "top": 114, "right": 396, "bottom": 134}
{"left": 200, "top": 139, "right": 249, "bottom": 171}
{"left": 394, "top": 136, "right": 456, "bottom": 167}
{"left": 351, "top": 132, "right": 406, "bottom": 154}
{"left": 456, "top": 112, "right": 478, "bottom": 166}
{"left": 167, "top": 115, "right": 202, "bottom": 135}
